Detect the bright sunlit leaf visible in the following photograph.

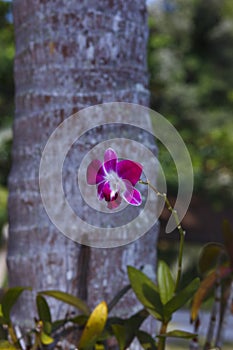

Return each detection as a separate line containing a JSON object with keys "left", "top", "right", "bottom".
{"left": 78, "top": 301, "right": 108, "bottom": 349}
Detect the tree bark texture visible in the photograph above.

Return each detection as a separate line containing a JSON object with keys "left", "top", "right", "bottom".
{"left": 8, "top": 0, "right": 158, "bottom": 333}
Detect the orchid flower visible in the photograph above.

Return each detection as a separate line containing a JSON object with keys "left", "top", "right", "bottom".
{"left": 86, "top": 148, "right": 143, "bottom": 209}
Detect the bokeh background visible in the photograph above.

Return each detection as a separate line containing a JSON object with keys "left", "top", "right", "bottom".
{"left": 0, "top": 0, "right": 233, "bottom": 283}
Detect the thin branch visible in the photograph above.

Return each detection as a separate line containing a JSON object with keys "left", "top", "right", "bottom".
{"left": 203, "top": 274, "right": 221, "bottom": 350}
{"left": 215, "top": 280, "right": 233, "bottom": 348}
{"left": 139, "top": 179, "right": 185, "bottom": 291}
{"left": 189, "top": 317, "right": 200, "bottom": 350}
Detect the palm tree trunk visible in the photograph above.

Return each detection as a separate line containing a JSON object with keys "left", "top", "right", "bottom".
{"left": 8, "top": 0, "right": 158, "bottom": 334}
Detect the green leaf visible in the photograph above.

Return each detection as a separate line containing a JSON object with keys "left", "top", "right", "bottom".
{"left": 0, "top": 341, "right": 17, "bottom": 349}
{"left": 40, "top": 331, "right": 54, "bottom": 345}
{"left": 157, "top": 260, "right": 175, "bottom": 305}
{"left": 78, "top": 301, "right": 108, "bottom": 350}
{"left": 199, "top": 243, "right": 227, "bottom": 275}
{"left": 0, "top": 305, "right": 6, "bottom": 325}
{"left": 136, "top": 330, "right": 157, "bottom": 349}
{"left": 164, "top": 278, "right": 200, "bottom": 318}
{"left": 158, "top": 330, "right": 197, "bottom": 339}
{"left": 127, "top": 266, "right": 164, "bottom": 321}
{"left": 1, "top": 287, "right": 31, "bottom": 323}
{"left": 111, "top": 309, "right": 149, "bottom": 349}
{"left": 39, "top": 290, "right": 90, "bottom": 315}
{"left": 36, "top": 295, "right": 52, "bottom": 335}
{"left": 124, "top": 309, "right": 150, "bottom": 348}
{"left": 36, "top": 295, "right": 52, "bottom": 332}
{"left": 70, "top": 314, "right": 88, "bottom": 326}
{"left": 111, "top": 324, "right": 126, "bottom": 350}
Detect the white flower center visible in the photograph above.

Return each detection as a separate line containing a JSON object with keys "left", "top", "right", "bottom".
{"left": 105, "top": 171, "right": 126, "bottom": 199}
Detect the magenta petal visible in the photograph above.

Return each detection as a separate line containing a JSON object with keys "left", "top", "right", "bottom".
{"left": 104, "top": 148, "right": 118, "bottom": 173}
{"left": 87, "top": 159, "right": 104, "bottom": 184}
{"left": 98, "top": 181, "right": 113, "bottom": 202}
{"left": 97, "top": 181, "right": 106, "bottom": 200}
{"left": 129, "top": 188, "right": 142, "bottom": 206}
{"left": 122, "top": 181, "right": 142, "bottom": 206}
{"left": 117, "top": 160, "right": 143, "bottom": 186}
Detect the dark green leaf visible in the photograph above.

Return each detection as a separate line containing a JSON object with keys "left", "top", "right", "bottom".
{"left": 39, "top": 290, "right": 90, "bottom": 315}
{"left": 164, "top": 278, "right": 200, "bottom": 318}
{"left": 51, "top": 319, "right": 66, "bottom": 333}
{"left": 158, "top": 330, "right": 197, "bottom": 339}
{"left": 36, "top": 295, "right": 51, "bottom": 323}
{"left": 136, "top": 330, "right": 157, "bottom": 349}
{"left": 2, "top": 287, "right": 31, "bottom": 323}
{"left": 124, "top": 309, "right": 150, "bottom": 348}
{"left": 127, "top": 266, "right": 164, "bottom": 321}
{"left": 111, "top": 309, "right": 149, "bottom": 349}
{"left": 70, "top": 314, "right": 88, "bottom": 326}
{"left": 157, "top": 260, "right": 175, "bottom": 305}
{"left": 111, "top": 324, "right": 126, "bottom": 350}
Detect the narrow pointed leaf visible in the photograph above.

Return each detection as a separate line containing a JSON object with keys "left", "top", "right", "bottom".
{"left": 165, "top": 278, "right": 200, "bottom": 318}
{"left": 70, "top": 314, "right": 88, "bottom": 326}
{"left": 127, "top": 266, "right": 164, "bottom": 321}
{"left": 157, "top": 260, "right": 175, "bottom": 304}
{"left": 191, "top": 267, "right": 231, "bottom": 321}
{"left": 124, "top": 309, "right": 150, "bottom": 348}
{"left": 111, "top": 309, "right": 149, "bottom": 349}
{"left": 136, "top": 330, "right": 157, "bottom": 349}
{"left": 2, "top": 287, "right": 31, "bottom": 323}
{"left": 39, "top": 290, "right": 90, "bottom": 315}
{"left": 158, "top": 330, "right": 197, "bottom": 339}
{"left": 111, "top": 324, "right": 126, "bottom": 350}
{"left": 78, "top": 301, "right": 108, "bottom": 349}
{"left": 36, "top": 295, "right": 51, "bottom": 323}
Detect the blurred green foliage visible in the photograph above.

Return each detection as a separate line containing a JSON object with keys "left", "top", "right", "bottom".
{"left": 148, "top": 0, "right": 233, "bottom": 207}
{"left": 0, "top": 1, "right": 14, "bottom": 127}
{"left": 0, "top": 1, "right": 13, "bottom": 239}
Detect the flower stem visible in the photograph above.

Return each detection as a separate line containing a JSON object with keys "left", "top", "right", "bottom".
{"left": 157, "top": 321, "right": 168, "bottom": 350}
{"left": 139, "top": 179, "right": 185, "bottom": 291}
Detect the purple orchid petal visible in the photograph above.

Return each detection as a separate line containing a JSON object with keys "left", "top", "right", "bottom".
{"left": 98, "top": 181, "right": 116, "bottom": 202}
{"left": 97, "top": 181, "right": 106, "bottom": 200}
{"left": 117, "top": 160, "right": 143, "bottom": 186}
{"left": 87, "top": 159, "right": 105, "bottom": 185}
{"left": 122, "top": 180, "right": 142, "bottom": 206}
{"left": 104, "top": 148, "right": 118, "bottom": 173}
{"left": 107, "top": 195, "right": 122, "bottom": 209}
